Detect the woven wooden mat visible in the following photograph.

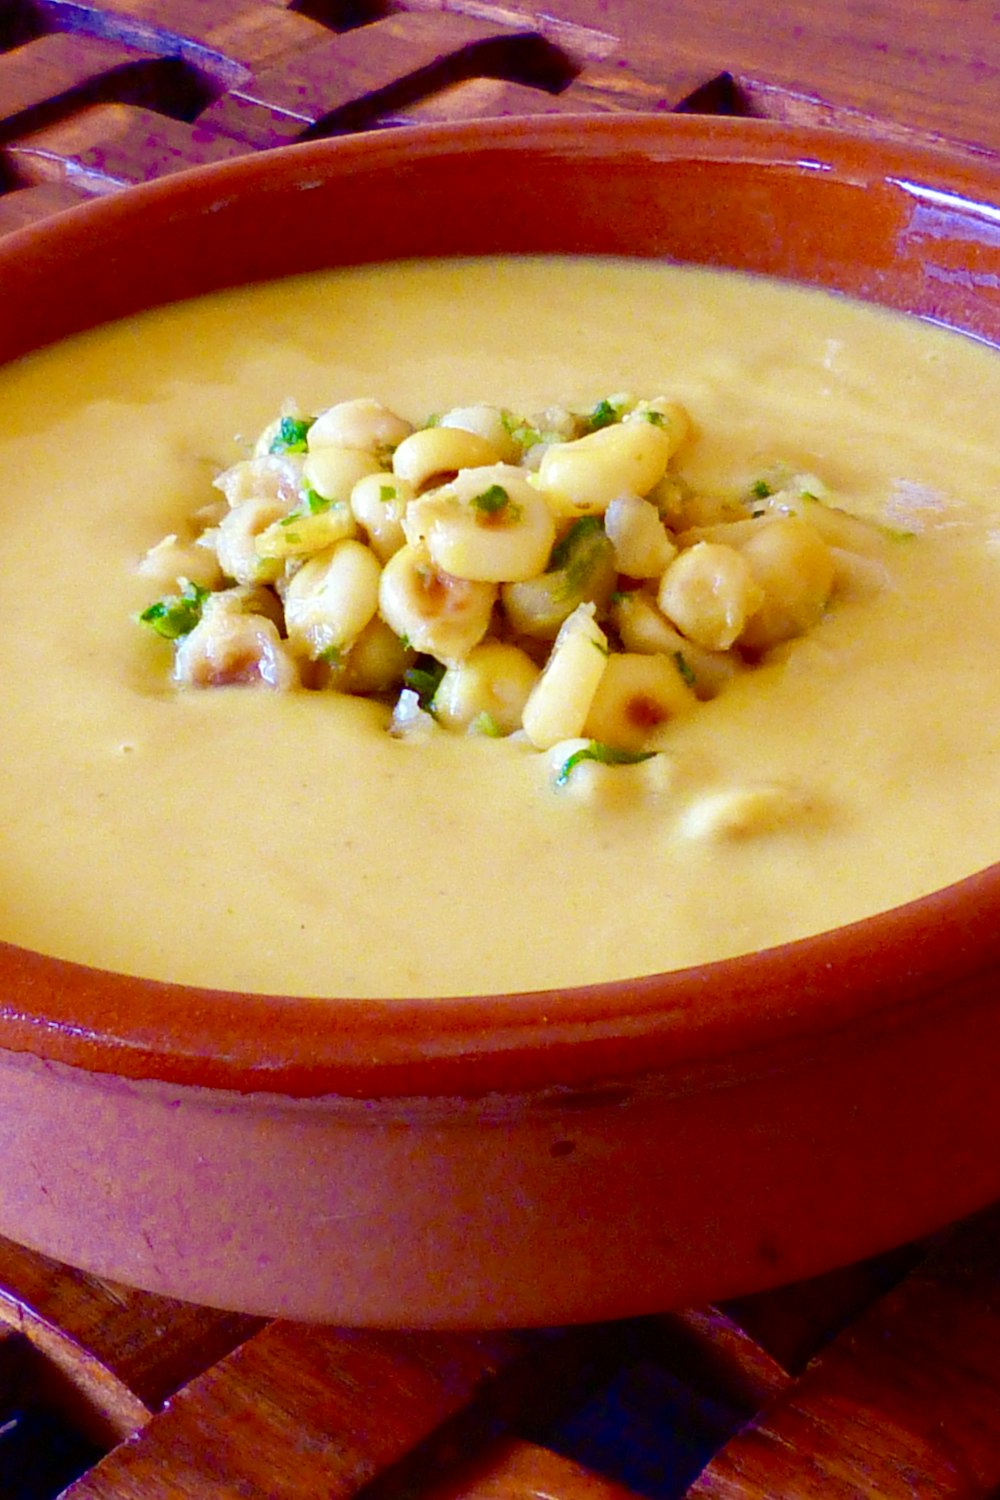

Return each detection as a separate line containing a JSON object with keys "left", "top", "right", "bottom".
{"left": 4, "top": 1209, "right": 1000, "bottom": 1497}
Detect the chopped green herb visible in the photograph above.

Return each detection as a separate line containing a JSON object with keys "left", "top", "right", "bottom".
{"left": 584, "top": 398, "right": 622, "bottom": 432}
{"left": 555, "top": 741, "right": 657, "bottom": 786}
{"left": 640, "top": 409, "right": 666, "bottom": 426}
{"left": 501, "top": 408, "right": 550, "bottom": 451}
{"left": 403, "top": 656, "right": 446, "bottom": 710}
{"left": 319, "top": 643, "right": 342, "bottom": 666}
{"left": 750, "top": 479, "right": 773, "bottom": 500}
{"left": 138, "top": 580, "right": 210, "bottom": 641}
{"left": 549, "top": 515, "right": 604, "bottom": 571}
{"left": 547, "top": 515, "right": 613, "bottom": 605}
{"left": 304, "top": 487, "right": 332, "bottom": 514}
{"left": 268, "top": 415, "right": 313, "bottom": 454}
{"left": 470, "top": 711, "right": 502, "bottom": 737}
{"left": 673, "top": 650, "right": 696, "bottom": 687}
{"left": 379, "top": 483, "right": 398, "bottom": 503}
{"left": 801, "top": 490, "right": 821, "bottom": 503}
{"left": 470, "top": 483, "right": 511, "bottom": 516}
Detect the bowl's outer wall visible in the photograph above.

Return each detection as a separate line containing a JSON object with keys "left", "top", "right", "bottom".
{"left": 1, "top": 116, "right": 1000, "bottom": 1322}
{"left": 3, "top": 961, "right": 1000, "bottom": 1325}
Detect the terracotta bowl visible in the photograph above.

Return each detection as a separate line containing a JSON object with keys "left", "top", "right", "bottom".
{"left": 1, "top": 115, "right": 1000, "bottom": 1327}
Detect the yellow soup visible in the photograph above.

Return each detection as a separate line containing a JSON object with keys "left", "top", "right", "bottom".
{"left": 1, "top": 257, "right": 999, "bottom": 998}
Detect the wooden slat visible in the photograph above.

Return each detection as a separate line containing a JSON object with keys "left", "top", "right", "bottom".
{"left": 385, "top": 77, "right": 587, "bottom": 126}
{"left": 424, "top": 1435, "right": 645, "bottom": 1500}
{"left": 8, "top": 101, "right": 251, "bottom": 193}
{"left": 654, "top": 1307, "right": 792, "bottom": 1414}
{"left": 0, "top": 177, "right": 91, "bottom": 234}
{"left": 688, "top": 1205, "right": 1000, "bottom": 1499}
{"left": 464, "top": 0, "right": 1000, "bottom": 157}
{"left": 565, "top": 59, "right": 733, "bottom": 115}
{"left": 34, "top": 0, "right": 328, "bottom": 75}
{"left": 0, "top": 1236, "right": 259, "bottom": 1446}
{"left": 650, "top": 1242, "right": 929, "bottom": 1419}
{"left": 721, "top": 1239, "right": 928, "bottom": 1376}
{"left": 0, "top": 33, "right": 154, "bottom": 132}
{"left": 200, "top": 12, "right": 563, "bottom": 145}
{"left": 63, "top": 1324, "right": 529, "bottom": 1497}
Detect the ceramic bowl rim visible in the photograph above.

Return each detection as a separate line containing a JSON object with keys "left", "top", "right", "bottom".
{"left": 1, "top": 112, "right": 998, "bottom": 1097}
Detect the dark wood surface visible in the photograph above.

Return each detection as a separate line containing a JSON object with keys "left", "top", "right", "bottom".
{"left": 2, "top": 0, "right": 1000, "bottom": 1494}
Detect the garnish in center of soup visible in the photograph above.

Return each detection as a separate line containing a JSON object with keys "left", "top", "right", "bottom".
{"left": 138, "top": 388, "right": 899, "bottom": 812}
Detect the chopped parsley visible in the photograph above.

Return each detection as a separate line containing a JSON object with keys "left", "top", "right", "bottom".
{"left": 549, "top": 515, "right": 604, "bottom": 571}
{"left": 639, "top": 408, "right": 666, "bottom": 426}
{"left": 276, "top": 493, "right": 336, "bottom": 538}
{"left": 470, "top": 483, "right": 511, "bottom": 516}
{"left": 138, "top": 580, "right": 210, "bottom": 640}
{"left": 403, "top": 656, "right": 446, "bottom": 710}
{"left": 502, "top": 410, "right": 545, "bottom": 451}
{"left": 584, "top": 397, "right": 627, "bottom": 432}
{"left": 518, "top": 423, "right": 547, "bottom": 450}
{"left": 268, "top": 415, "right": 313, "bottom": 454}
{"left": 555, "top": 741, "right": 657, "bottom": 786}
{"left": 379, "top": 483, "right": 398, "bottom": 503}
{"left": 673, "top": 650, "right": 696, "bottom": 688}
{"left": 750, "top": 479, "right": 773, "bottom": 500}
{"left": 548, "top": 516, "right": 612, "bottom": 603}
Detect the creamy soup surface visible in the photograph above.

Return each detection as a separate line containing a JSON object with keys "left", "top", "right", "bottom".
{"left": 1, "top": 256, "right": 999, "bottom": 998}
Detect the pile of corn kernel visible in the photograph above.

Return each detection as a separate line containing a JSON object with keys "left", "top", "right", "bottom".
{"left": 137, "top": 393, "right": 891, "bottom": 777}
